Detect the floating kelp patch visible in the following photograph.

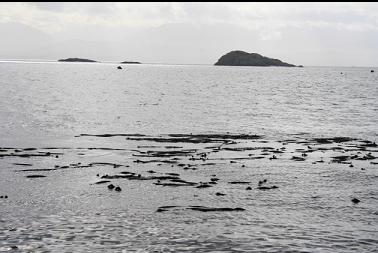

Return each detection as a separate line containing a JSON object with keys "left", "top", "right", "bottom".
{"left": 291, "top": 156, "right": 306, "bottom": 161}
{"left": 0, "top": 152, "right": 58, "bottom": 158}
{"left": 156, "top": 205, "right": 245, "bottom": 212}
{"left": 77, "top": 133, "right": 147, "bottom": 137}
{"left": 311, "top": 137, "right": 357, "bottom": 144}
{"left": 133, "top": 159, "right": 178, "bottom": 164}
{"left": 94, "top": 180, "right": 111, "bottom": 185}
{"left": 18, "top": 168, "right": 58, "bottom": 172}
{"left": 154, "top": 181, "right": 197, "bottom": 187}
{"left": 25, "top": 175, "right": 46, "bottom": 178}
{"left": 188, "top": 206, "right": 245, "bottom": 212}
{"left": 228, "top": 181, "right": 251, "bottom": 184}
{"left": 167, "top": 133, "right": 262, "bottom": 140}
{"left": 125, "top": 133, "right": 262, "bottom": 144}
{"left": 133, "top": 149, "right": 197, "bottom": 157}
{"left": 257, "top": 186, "right": 279, "bottom": 190}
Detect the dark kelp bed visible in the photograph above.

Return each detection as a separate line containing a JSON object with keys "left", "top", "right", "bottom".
{"left": 0, "top": 133, "right": 378, "bottom": 251}
{"left": 1, "top": 133, "right": 377, "bottom": 202}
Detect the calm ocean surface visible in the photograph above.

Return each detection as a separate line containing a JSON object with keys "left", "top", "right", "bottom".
{"left": 0, "top": 62, "right": 377, "bottom": 252}
{"left": 1, "top": 62, "right": 377, "bottom": 146}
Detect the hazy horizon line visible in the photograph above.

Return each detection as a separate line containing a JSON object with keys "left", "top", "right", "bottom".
{"left": 0, "top": 58, "right": 376, "bottom": 68}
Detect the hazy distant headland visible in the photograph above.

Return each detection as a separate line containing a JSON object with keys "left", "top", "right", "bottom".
{"left": 215, "top": 51, "right": 301, "bottom": 67}
{"left": 57, "top": 58, "right": 142, "bottom": 64}
{"left": 58, "top": 58, "right": 97, "bottom": 63}
{"left": 56, "top": 53, "right": 304, "bottom": 67}
{"left": 120, "top": 61, "right": 141, "bottom": 64}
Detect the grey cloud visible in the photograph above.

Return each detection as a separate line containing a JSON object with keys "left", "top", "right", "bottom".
{"left": 1, "top": 3, "right": 378, "bottom": 66}
{"left": 28, "top": 2, "right": 66, "bottom": 12}
{"left": 178, "top": 3, "right": 233, "bottom": 21}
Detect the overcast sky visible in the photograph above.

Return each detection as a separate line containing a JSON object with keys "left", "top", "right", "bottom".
{"left": 1, "top": 2, "right": 378, "bottom": 66}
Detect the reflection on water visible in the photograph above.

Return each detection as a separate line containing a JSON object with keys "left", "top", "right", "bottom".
{"left": 0, "top": 62, "right": 377, "bottom": 252}
{"left": 0, "top": 62, "right": 377, "bottom": 146}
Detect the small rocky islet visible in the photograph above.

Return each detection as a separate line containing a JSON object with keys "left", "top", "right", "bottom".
{"left": 58, "top": 58, "right": 98, "bottom": 63}
{"left": 2, "top": 133, "right": 377, "bottom": 211}
{"left": 215, "top": 50, "right": 301, "bottom": 67}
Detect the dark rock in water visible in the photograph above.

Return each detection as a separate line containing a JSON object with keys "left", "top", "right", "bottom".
{"left": 58, "top": 58, "right": 97, "bottom": 63}
{"left": 120, "top": 61, "right": 141, "bottom": 64}
{"left": 117, "top": 66, "right": 122, "bottom": 69}
{"left": 269, "top": 155, "right": 277, "bottom": 160}
{"left": 115, "top": 186, "right": 122, "bottom": 192}
{"left": 258, "top": 179, "right": 268, "bottom": 186}
{"left": 107, "top": 184, "right": 115, "bottom": 190}
{"left": 26, "top": 175, "right": 46, "bottom": 178}
{"left": 214, "top": 50, "right": 296, "bottom": 67}
{"left": 351, "top": 198, "right": 360, "bottom": 204}
{"left": 371, "top": 70, "right": 374, "bottom": 73}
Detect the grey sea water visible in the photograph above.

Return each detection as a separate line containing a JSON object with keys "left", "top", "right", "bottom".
{"left": 0, "top": 61, "right": 377, "bottom": 252}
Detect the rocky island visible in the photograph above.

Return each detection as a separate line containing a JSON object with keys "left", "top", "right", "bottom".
{"left": 120, "top": 61, "right": 141, "bottom": 64}
{"left": 58, "top": 58, "right": 97, "bottom": 63}
{"left": 215, "top": 50, "right": 299, "bottom": 67}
